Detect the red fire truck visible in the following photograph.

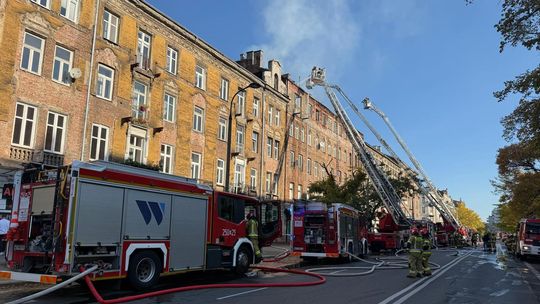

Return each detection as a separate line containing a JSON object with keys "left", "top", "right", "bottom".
{"left": 291, "top": 201, "right": 368, "bottom": 260}
{"left": 3, "top": 161, "right": 281, "bottom": 288}
{"left": 367, "top": 211, "right": 409, "bottom": 253}
{"left": 516, "top": 218, "right": 540, "bottom": 260}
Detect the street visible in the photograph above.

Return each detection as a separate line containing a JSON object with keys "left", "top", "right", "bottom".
{"left": 3, "top": 243, "right": 540, "bottom": 304}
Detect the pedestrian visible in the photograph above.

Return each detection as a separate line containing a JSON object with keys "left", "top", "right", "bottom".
{"left": 0, "top": 214, "right": 9, "bottom": 255}
{"left": 482, "top": 232, "right": 491, "bottom": 252}
{"left": 406, "top": 227, "right": 423, "bottom": 278}
{"left": 246, "top": 212, "right": 262, "bottom": 263}
{"left": 471, "top": 233, "right": 478, "bottom": 248}
{"left": 421, "top": 228, "right": 432, "bottom": 276}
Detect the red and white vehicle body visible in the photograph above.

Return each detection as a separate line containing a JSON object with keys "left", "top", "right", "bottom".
{"left": 367, "top": 212, "right": 408, "bottom": 252}
{"left": 3, "top": 161, "right": 281, "bottom": 287}
{"left": 516, "top": 218, "right": 540, "bottom": 259}
{"left": 292, "top": 201, "right": 368, "bottom": 259}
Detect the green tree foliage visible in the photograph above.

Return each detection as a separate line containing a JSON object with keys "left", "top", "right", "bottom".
{"left": 490, "top": 0, "right": 540, "bottom": 226}
{"left": 308, "top": 167, "right": 417, "bottom": 224}
{"left": 455, "top": 202, "right": 485, "bottom": 232}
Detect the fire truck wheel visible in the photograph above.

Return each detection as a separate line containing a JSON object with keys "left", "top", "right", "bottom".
{"left": 234, "top": 246, "right": 251, "bottom": 275}
{"left": 127, "top": 251, "right": 162, "bottom": 290}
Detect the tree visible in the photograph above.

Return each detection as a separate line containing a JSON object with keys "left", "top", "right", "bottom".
{"left": 455, "top": 202, "right": 486, "bottom": 232}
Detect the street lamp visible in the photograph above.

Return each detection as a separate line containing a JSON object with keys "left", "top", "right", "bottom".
{"left": 224, "top": 82, "right": 262, "bottom": 192}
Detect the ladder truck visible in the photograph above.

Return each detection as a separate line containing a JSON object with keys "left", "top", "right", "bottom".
{"left": 306, "top": 67, "right": 412, "bottom": 252}
{"left": 361, "top": 98, "right": 464, "bottom": 246}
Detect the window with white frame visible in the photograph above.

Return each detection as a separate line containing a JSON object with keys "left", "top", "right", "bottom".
{"left": 235, "top": 124, "right": 245, "bottom": 154}
{"left": 295, "top": 126, "right": 299, "bottom": 139}
{"left": 252, "top": 131, "right": 258, "bottom": 153}
{"left": 220, "top": 78, "right": 229, "bottom": 101}
{"left": 250, "top": 168, "right": 257, "bottom": 191}
{"left": 252, "top": 97, "right": 259, "bottom": 118}
{"left": 307, "top": 129, "right": 312, "bottom": 146}
{"left": 127, "top": 133, "right": 146, "bottom": 163}
{"left": 191, "top": 152, "right": 201, "bottom": 180}
{"left": 160, "top": 144, "right": 173, "bottom": 174}
{"left": 21, "top": 32, "right": 44, "bottom": 75}
{"left": 290, "top": 151, "right": 295, "bottom": 167}
{"left": 30, "top": 0, "right": 50, "bottom": 9}
{"left": 137, "top": 31, "right": 151, "bottom": 69}
{"left": 90, "top": 124, "right": 109, "bottom": 161}
{"left": 295, "top": 94, "right": 301, "bottom": 110}
{"left": 265, "top": 172, "right": 272, "bottom": 193}
{"left": 163, "top": 93, "right": 176, "bottom": 122}
{"left": 233, "top": 160, "right": 245, "bottom": 190}
{"left": 314, "top": 162, "right": 319, "bottom": 177}
{"left": 44, "top": 112, "right": 66, "bottom": 154}
{"left": 298, "top": 154, "right": 303, "bottom": 171}
{"left": 273, "top": 140, "right": 279, "bottom": 159}
{"left": 273, "top": 174, "right": 278, "bottom": 195}
{"left": 12, "top": 103, "right": 37, "bottom": 148}
{"left": 307, "top": 158, "right": 312, "bottom": 175}
{"left": 102, "top": 9, "right": 119, "bottom": 43}
{"left": 216, "top": 159, "right": 224, "bottom": 185}
{"left": 193, "top": 106, "right": 204, "bottom": 132}
{"left": 195, "top": 65, "right": 206, "bottom": 90}
{"left": 297, "top": 184, "right": 303, "bottom": 199}
{"left": 289, "top": 183, "right": 294, "bottom": 200}
{"left": 60, "top": 0, "right": 80, "bottom": 22}
{"left": 266, "top": 137, "right": 272, "bottom": 157}
{"left": 267, "top": 105, "right": 273, "bottom": 126}
{"left": 132, "top": 81, "right": 147, "bottom": 120}
{"left": 218, "top": 117, "right": 226, "bottom": 141}
{"left": 52, "top": 46, "right": 73, "bottom": 85}
{"left": 237, "top": 91, "right": 245, "bottom": 117}
{"left": 274, "top": 109, "right": 280, "bottom": 126}
{"left": 96, "top": 64, "right": 114, "bottom": 100}
{"left": 166, "top": 47, "right": 178, "bottom": 75}
{"left": 300, "top": 127, "right": 305, "bottom": 142}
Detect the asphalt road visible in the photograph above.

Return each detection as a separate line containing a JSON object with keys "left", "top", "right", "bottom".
{"left": 3, "top": 244, "right": 540, "bottom": 304}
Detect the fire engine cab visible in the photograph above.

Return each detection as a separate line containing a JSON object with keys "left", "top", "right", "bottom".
{"left": 292, "top": 201, "right": 368, "bottom": 260}
{"left": 4, "top": 161, "right": 281, "bottom": 288}
{"left": 516, "top": 218, "right": 540, "bottom": 260}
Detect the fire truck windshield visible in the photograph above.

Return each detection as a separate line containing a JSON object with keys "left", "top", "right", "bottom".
{"left": 526, "top": 223, "right": 540, "bottom": 235}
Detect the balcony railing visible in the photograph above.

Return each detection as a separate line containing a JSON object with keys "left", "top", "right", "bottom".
{"left": 10, "top": 146, "right": 33, "bottom": 162}
{"left": 43, "top": 152, "right": 64, "bottom": 167}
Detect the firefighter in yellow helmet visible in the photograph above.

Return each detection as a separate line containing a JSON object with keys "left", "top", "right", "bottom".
{"left": 246, "top": 212, "right": 262, "bottom": 263}
{"left": 406, "top": 226, "right": 424, "bottom": 278}
{"left": 421, "top": 228, "right": 432, "bottom": 276}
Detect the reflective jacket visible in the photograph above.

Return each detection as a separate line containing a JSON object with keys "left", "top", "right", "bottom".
{"left": 247, "top": 218, "right": 258, "bottom": 238}
{"left": 407, "top": 235, "right": 423, "bottom": 252}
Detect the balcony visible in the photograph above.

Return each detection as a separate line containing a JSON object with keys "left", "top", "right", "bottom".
{"left": 10, "top": 147, "right": 64, "bottom": 167}
{"left": 42, "top": 152, "right": 64, "bottom": 167}
{"left": 10, "top": 146, "right": 33, "bottom": 162}
{"left": 231, "top": 144, "right": 244, "bottom": 156}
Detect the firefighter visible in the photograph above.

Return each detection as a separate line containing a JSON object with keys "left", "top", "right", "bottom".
{"left": 406, "top": 227, "right": 423, "bottom": 278}
{"left": 420, "top": 228, "right": 432, "bottom": 276}
{"left": 246, "top": 212, "right": 262, "bottom": 263}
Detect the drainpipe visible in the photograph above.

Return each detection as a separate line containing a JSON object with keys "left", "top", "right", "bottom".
{"left": 80, "top": 0, "right": 101, "bottom": 161}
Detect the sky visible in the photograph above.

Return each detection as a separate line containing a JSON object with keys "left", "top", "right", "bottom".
{"left": 147, "top": 0, "right": 537, "bottom": 220}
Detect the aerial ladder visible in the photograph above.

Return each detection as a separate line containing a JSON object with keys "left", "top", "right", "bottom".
{"left": 361, "top": 98, "right": 461, "bottom": 231}
{"left": 306, "top": 67, "right": 411, "bottom": 229}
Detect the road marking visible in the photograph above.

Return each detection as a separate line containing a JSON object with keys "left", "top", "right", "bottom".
{"left": 378, "top": 251, "right": 472, "bottom": 304}
{"left": 216, "top": 287, "right": 268, "bottom": 300}
{"left": 524, "top": 262, "right": 540, "bottom": 282}
{"left": 490, "top": 289, "right": 509, "bottom": 297}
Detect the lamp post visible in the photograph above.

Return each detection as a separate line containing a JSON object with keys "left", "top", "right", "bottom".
{"left": 224, "top": 82, "right": 262, "bottom": 192}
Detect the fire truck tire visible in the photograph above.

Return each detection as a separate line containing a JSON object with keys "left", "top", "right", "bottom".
{"left": 234, "top": 246, "right": 252, "bottom": 275}
{"left": 127, "top": 251, "right": 162, "bottom": 290}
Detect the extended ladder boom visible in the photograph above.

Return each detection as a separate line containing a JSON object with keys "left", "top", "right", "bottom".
{"left": 306, "top": 67, "right": 411, "bottom": 228}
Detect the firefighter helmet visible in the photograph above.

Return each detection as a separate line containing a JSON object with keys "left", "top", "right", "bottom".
{"left": 420, "top": 228, "right": 428, "bottom": 236}
{"left": 411, "top": 227, "right": 419, "bottom": 235}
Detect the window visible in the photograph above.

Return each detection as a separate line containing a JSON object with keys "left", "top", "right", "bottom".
{"left": 289, "top": 183, "right": 294, "bottom": 200}
{"left": 193, "top": 106, "right": 204, "bottom": 132}
{"left": 297, "top": 184, "right": 303, "bottom": 199}
{"left": 127, "top": 134, "right": 145, "bottom": 163}
{"left": 290, "top": 151, "right": 295, "bottom": 167}
{"left": 163, "top": 93, "right": 176, "bottom": 122}
{"left": 267, "top": 105, "right": 273, "bottom": 126}
{"left": 251, "top": 131, "right": 259, "bottom": 153}
{"left": 31, "top": 0, "right": 50, "bottom": 8}
{"left": 216, "top": 159, "right": 224, "bottom": 185}
{"left": 273, "top": 73, "right": 279, "bottom": 90}
{"left": 273, "top": 140, "right": 279, "bottom": 159}
{"left": 300, "top": 127, "right": 305, "bottom": 142}
{"left": 235, "top": 124, "right": 244, "bottom": 154}
{"left": 160, "top": 144, "right": 173, "bottom": 174}
{"left": 307, "top": 158, "right": 312, "bottom": 175}
{"left": 191, "top": 152, "right": 201, "bottom": 179}
{"left": 253, "top": 97, "right": 259, "bottom": 118}
{"left": 132, "top": 81, "right": 147, "bottom": 120}
{"left": 274, "top": 109, "right": 280, "bottom": 126}
{"left": 289, "top": 123, "right": 293, "bottom": 136}
{"left": 52, "top": 46, "right": 73, "bottom": 85}
{"left": 298, "top": 154, "right": 303, "bottom": 171}
{"left": 307, "top": 129, "right": 312, "bottom": 146}
{"left": 90, "top": 124, "right": 109, "bottom": 160}
{"left": 237, "top": 91, "right": 245, "bottom": 117}
{"left": 137, "top": 31, "right": 151, "bottom": 69}
{"left": 314, "top": 162, "right": 319, "bottom": 177}
{"left": 265, "top": 172, "right": 272, "bottom": 193}
{"left": 308, "top": 103, "right": 313, "bottom": 118}
{"left": 250, "top": 168, "right": 257, "bottom": 191}
{"left": 96, "top": 64, "right": 114, "bottom": 100}
{"left": 195, "top": 65, "right": 206, "bottom": 90}
{"left": 60, "top": 0, "right": 79, "bottom": 22}
{"left": 218, "top": 117, "right": 227, "bottom": 141}
{"left": 166, "top": 47, "right": 178, "bottom": 75}
{"left": 217, "top": 194, "right": 245, "bottom": 223}
{"left": 316, "top": 109, "right": 320, "bottom": 121}
{"left": 220, "top": 78, "right": 229, "bottom": 100}
{"left": 273, "top": 174, "right": 278, "bottom": 195}
{"left": 12, "top": 103, "right": 37, "bottom": 148}
{"left": 102, "top": 9, "right": 119, "bottom": 43}
{"left": 267, "top": 137, "right": 272, "bottom": 157}
{"left": 44, "top": 112, "right": 66, "bottom": 154}
{"left": 295, "top": 126, "right": 299, "bottom": 139}
{"left": 233, "top": 160, "right": 245, "bottom": 190}
{"left": 295, "top": 94, "right": 301, "bottom": 110}
{"left": 21, "top": 32, "right": 44, "bottom": 74}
